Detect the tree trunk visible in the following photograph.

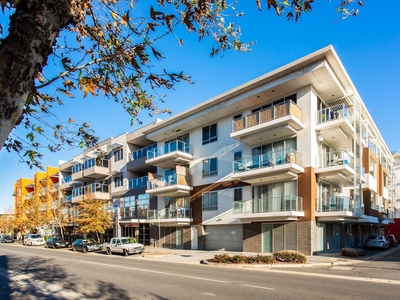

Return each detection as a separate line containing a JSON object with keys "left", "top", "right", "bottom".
{"left": 0, "top": 0, "right": 87, "bottom": 149}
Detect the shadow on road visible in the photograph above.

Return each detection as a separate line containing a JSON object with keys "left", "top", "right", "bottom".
{"left": 0, "top": 254, "right": 132, "bottom": 300}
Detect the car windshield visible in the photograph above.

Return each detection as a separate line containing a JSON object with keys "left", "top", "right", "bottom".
{"left": 53, "top": 238, "right": 64, "bottom": 242}
{"left": 386, "top": 236, "right": 394, "bottom": 240}
{"left": 83, "top": 239, "right": 97, "bottom": 244}
{"left": 121, "top": 238, "right": 136, "bottom": 244}
{"left": 30, "top": 234, "right": 42, "bottom": 239}
{"left": 367, "top": 235, "right": 380, "bottom": 239}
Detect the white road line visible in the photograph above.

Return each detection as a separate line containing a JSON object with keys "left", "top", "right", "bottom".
{"left": 79, "top": 260, "right": 276, "bottom": 291}
{"left": 265, "top": 269, "right": 400, "bottom": 285}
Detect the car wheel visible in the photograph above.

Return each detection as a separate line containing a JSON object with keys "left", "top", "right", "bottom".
{"left": 72, "top": 246, "right": 76, "bottom": 252}
{"left": 83, "top": 247, "right": 88, "bottom": 253}
{"left": 106, "top": 248, "right": 112, "bottom": 255}
{"left": 123, "top": 249, "right": 129, "bottom": 256}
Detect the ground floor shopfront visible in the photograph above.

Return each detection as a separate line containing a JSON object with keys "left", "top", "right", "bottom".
{"left": 150, "top": 221, "right": 384, "bottom": 256}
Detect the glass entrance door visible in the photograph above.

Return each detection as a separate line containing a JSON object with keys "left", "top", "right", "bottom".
{"left": 261, "top": 224, "right": 273, "bottom": 253}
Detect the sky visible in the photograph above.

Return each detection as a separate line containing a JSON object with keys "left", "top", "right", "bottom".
{"left": 1, "top": 1, "right": 400, "bottom": 211}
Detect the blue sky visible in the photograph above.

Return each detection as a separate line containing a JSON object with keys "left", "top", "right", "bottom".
{"left": 1, "top": 1, "right": 399, "bottom": 211}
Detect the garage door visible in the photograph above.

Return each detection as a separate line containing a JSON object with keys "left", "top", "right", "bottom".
{"left": 205, "top": 225, "right": 243, "bottom": 251}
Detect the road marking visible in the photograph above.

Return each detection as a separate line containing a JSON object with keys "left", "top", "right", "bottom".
{"left": 265, "top": 269, "right": 400, "bottom": 285}
{"left": 331, "top": 266, "right": 354, "bottom": 270}
{"left": 79, "top": 260, "right": 276, "bottom": 291}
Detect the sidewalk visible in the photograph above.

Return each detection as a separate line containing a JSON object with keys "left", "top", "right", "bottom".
{"left": 138, "top": 246, "right": 399, "bottom": 267}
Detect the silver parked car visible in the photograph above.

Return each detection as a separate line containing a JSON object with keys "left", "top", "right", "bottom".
{"left": 363, "top": 235, "right": 389, "bottom": 250}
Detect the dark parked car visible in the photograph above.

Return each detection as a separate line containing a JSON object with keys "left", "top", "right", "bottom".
{"left": 0, "top": 235, "right": 14, "bottom": 243}
{"left": 384, "top": 234, "right": 398, "bottom": 247}
{"left": 45, "top": 237, "right": 68, "bottom": 249}
{"left": 364, "top": 235, "right": 389, "bottom": 250}
{"left": 71, "top": 238, "right": 102, "bottom": 253}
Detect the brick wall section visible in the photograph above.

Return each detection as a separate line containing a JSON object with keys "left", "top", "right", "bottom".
{"left": 243, "top": 223, "right": 261, "bottom": 252}
{"left": 298, "top": 221, "right": 316, "bottom": 255}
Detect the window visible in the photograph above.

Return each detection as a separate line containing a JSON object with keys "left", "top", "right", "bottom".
{"left": 203, "top": 158, "right": 217, "bottom": 177}
{"left": 114, "top": 175, "right": 123, "bottom": 188}
{"left": 202, "top": 124, "right": 217, "bottom": 145}
{"left": 114, "top": 148, "right": 123, "bottom": 162}
{"left": 234, "top": 188, "right": 243, "bottom": 202}
{"left": 202, "top": 191, "right": 218, "bottom": 211}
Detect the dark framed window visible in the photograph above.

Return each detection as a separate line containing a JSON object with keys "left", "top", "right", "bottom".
{"left": 202, "top": 191, "right": 218, "bottom": 211}
{"left": 114, "top": 148, "right": 123, "bottom": 162}
{"left": 203, "top": 158, "right": 217, "bottom": 177}
{"left": 234, "top": 188, "right": 243, "bottom": 202}
{"left": 114, "top": 175, "right": 123, "bottom": 188}
{"left": 202, "top": 124, "right": 217, "bottom": 145}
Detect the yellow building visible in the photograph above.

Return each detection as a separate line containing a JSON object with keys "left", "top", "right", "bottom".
{"left": 13, "top": 166, "right": 59, "bottom": 236}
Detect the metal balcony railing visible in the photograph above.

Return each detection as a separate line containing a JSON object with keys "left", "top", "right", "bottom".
{"left": 315, "top": 150, "right": 353, "bottom": 168}
{"left": 232, "top": 100, "right": 302, "bottom": 132}
{"left": 233, "top": 196, "right": 303, "bottom": 214}
{"left": 316, "top": 104, "right": 351, "bottom": 125}
{"left": 315, "top": 196, "right": 354, "bottom": 212}
{"left": 233, "top": 148, "right": 301, "bottom": 173}
{"left": 147, "top": 140, "right": 192, "bottom": 160}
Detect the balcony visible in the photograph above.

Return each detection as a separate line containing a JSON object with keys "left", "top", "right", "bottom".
{"left": 147, "top": 208, "right": 192, "bottom": 226}
{"left": 315, "top": 151, "right": 355, "bottom": 187}
{"left": 63, "top": 194, "right": 72, "bottom": 203}
{"left": 129, "top": 176, "right": 148, "bottom": 189}
{"left": 146, "top": 141, "right": 193, "bottom": 168}
{"left": 72, "top": 183, "right": 109, "bottom": 202}
{"left": 127, "top": 144, "right": 156, "bottom": 171}
{"left": 60, "top": 175, "right": 74, "bottom": 189}
{"left": 83, "top": 158, "right": 109, "bottom": 179}
{"left": 230, "top": 101, "right": 304, "bottom": 145}
{"left": 231, "top": 148, "right": 304, "bottom": 184}
{"left": 315, "top": 197, "right": 362, "bottom": 220}
{"left": 146, "top": 174, "right": 192, "bottom": 197}
{"left": 315, "top": 105, "right": 354, "bottom": 150}
{"left": 233, "top": 196, "right": 304, "bottom": 221}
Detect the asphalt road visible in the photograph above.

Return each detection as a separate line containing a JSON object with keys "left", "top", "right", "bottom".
{"left": 0, "top": 243, "right": 399, "bottom": 300}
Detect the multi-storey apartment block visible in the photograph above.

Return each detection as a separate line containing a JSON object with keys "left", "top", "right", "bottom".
{"left": 57, "top": 45, "right": 394, "bottom": 255}
{"left": 13, "top": 166, "right": 59, "bottom": 236}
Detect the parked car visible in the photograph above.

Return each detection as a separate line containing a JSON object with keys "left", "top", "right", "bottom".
{"left": 0, "top": 235, "right": 14, "bottom": 243}
{"left": 45, "top": 237, "right": 68, "bottom": 249}
{"left": 71, "top": 238, "right": 102, "bottom": 253}
{"left": 363, "top": 235, "right": 389, "bottom": 250}
{"left": 103, "top": 237, "right": 145, "bottom": 256}
{"left": 23, "top": 234, "right": 45, "bottom": 246}
{"left": 384, "top": 234, "right": 398, "bottom": 247}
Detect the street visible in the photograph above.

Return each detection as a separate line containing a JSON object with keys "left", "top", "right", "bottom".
{"left": 0, "top": 243, "right": 399, "bottom": 299}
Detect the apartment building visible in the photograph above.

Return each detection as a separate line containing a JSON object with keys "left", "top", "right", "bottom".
{"left": 13, "top": 166, "right": 59, "bottom": 236}
{"left": 58, "top": 45, "right": 394, "bottom": 255}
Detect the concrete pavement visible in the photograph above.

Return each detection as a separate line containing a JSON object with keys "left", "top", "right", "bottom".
{"left": 138, "top": 246, "right": 400, "bottom": 267}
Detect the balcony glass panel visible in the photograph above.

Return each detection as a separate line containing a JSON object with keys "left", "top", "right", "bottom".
{"left": 62, "top": 175, "right": 72, "bottom": 184}
{"left": 315, "top": 150, "right": 353, "bottom": 168}
{"left": 233, "top": 148, "right": 301, "bottom": 173}
{"left": 316, "top": 104, "right": 351, "bottom": 125}
{"left": 84, "top": 158, "right": 108, "bottom": 169}
{"left": 233, "top": 196, "right": 303, "bottom": 214}
{"left": 129, "top": 143, "right": 157, "bottom": 161}
{"left": 232, "top": 100, "right": 301, "bottom": 132}
{"left": 147, "top": 141, "right": 192, "bottom": 159}
{"left": 129, "top": 176, "right": 148, "bottom": 189}
{"left": 147, "top": 208, "right": 192, "bottom": 220}
{"left": 315, "top": 196, "right": 353, "bottom": 212}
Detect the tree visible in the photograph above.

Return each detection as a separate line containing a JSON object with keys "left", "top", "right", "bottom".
{"left": 73, "top": 193, "right": 112, "bottom": 242}
{"left": 0, "top": 0, "right": 364, "bottom": 168}
{"left": 0, "top": 210, "right": 14, "bottom": 236}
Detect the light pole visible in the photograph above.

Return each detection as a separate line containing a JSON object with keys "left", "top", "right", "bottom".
{"left": 114, "top": 204, "right": 120, "bottom": 237}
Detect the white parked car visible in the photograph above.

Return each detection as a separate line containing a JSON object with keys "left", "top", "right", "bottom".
{"left": 23, "top": 234, "right": 45, "bottom": 246}
{"left": 103, "top": 237, "right": 145, "bottom": 256}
